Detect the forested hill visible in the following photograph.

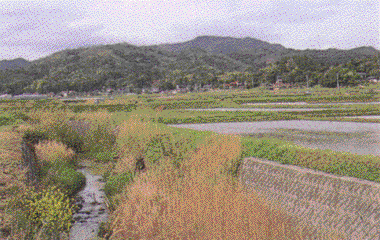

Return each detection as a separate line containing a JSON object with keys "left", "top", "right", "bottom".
{"left": 0, "top": 36, "right": 379, "bottom": 95}
{"left": 0, "top": 58, "right": 31, "bottom": 70}
{"left": 158, "top": 35, "right": 286, "bottom": 55}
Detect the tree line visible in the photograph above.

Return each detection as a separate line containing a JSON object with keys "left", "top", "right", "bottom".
{"left": 0, "top": 49, "right": 379, "bottom": 95}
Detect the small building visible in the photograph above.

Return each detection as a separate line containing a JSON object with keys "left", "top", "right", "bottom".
{"left": 13, "top": 93, "right": 48, "bottom": 100}
{"left": 151, "top": 87, "right": 160, "bottom": 93}
{"left": 0, "top": 94, "right": 12, "bottom": 99}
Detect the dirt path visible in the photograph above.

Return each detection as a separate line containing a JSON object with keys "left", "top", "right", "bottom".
{"left": 239, "top": 157, "right": 380, "bottom": 239}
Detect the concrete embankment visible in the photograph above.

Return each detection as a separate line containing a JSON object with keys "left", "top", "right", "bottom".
{"left": 239, "top": 157, "right": 380, "bottom": 239}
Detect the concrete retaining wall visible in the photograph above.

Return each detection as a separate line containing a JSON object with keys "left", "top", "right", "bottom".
{"left": 239, "top": 157, "right": 380, "bottom": 239}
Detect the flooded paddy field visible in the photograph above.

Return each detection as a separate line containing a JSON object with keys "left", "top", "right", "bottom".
{"left": 171, "top": 120, "right": 380, "bottom": 238}
{"left": 170, "top": 120, "right": 380, "bottom": 156}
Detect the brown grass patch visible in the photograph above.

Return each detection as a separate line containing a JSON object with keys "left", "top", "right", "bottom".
{"left": 35, "top": 140, "right": 75, "bottom": 164}
{"left": 109, "top": 130, "right": 313, "bottom": 239}
{"left": 0, "top": 130, "right": 29, "bottom": 236}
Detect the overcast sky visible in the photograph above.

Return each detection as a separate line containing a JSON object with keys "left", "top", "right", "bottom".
{"left": 1, "top": 0, "right": 379, "bottom": 61}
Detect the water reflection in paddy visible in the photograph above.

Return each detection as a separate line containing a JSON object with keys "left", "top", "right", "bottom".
{"left": 169, "top": 120, "right": 380, "bottom": 156}
{"left": 185, "top": 108, "right": 330, "bottom": 112}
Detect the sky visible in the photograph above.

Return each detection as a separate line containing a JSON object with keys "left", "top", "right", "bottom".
{"left": 1, "top": 0, "right": 379, "bottom": 61}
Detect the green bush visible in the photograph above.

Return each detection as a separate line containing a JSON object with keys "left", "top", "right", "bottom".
{"left": 98, "top": 220, "right": 113, "bottom": 239}
{"left": 0, "top": 115, "right": 14, "bottom": 126}
{"left": 104, "top": 172, "right": 134, "bottom": 197}
{"left": 54, "top": 124, "right": 85, "bottom": 154}
{"left": 6, "top": 186, "right": 76, "bottom": 239}
{"left": 92, "top": 150, "right": 118, "bottom": 163}
{"left": 43, "top": 162, "right": 86, "bottom": 197}
{"left": 22, "top": 128, "right": 49, "bottom": 145}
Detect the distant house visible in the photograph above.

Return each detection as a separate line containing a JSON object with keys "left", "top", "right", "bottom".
{"left": 151, "top": 87, "right": 160, "bottom": 93}
{"left": 179, "top": 88, "right": 188, "bottom": 94}
{"left": 0, "top": 94, "right": 12, "bottom": 99}
{"left": 106, "top": 88, "right": 114, "bottom": 94}
{"left": 13, "top": 93, "right": 48, "bottom": 100}
{"left": 202, "top": 84, "right": 212, "bottom": 91}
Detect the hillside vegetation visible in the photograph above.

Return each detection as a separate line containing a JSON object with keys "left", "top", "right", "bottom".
{"left": 0, "top": 36, "right": 378, "bottom": 95}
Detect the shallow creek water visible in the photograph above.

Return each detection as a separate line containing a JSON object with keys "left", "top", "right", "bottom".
{"left": 169, "top": 120, "right": 380, "bottom": 156}
{"left": 69, "top": 167, "right": 108, "bottom": 240}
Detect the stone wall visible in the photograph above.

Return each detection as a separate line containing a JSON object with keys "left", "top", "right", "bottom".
{"left": 239, "top": 157, "right": 380, "bottom": 239}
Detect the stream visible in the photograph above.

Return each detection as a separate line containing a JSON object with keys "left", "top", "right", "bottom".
{"left": 69, "top": 167, "right": 108, "bottom": 240}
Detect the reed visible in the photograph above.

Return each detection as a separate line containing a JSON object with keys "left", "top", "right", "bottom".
{"left": 108, "top": 117, "right": 322, "bottom": 239}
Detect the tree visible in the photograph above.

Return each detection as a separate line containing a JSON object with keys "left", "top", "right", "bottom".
{"left": 159, "top": 81, "right": 175, "bottom": 91}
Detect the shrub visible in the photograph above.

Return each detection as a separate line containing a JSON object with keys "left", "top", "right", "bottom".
{"left": 6, "top": 186, "right": 76, "bottom": 239}
{"left": 58, "top": 130, "right": 85, "bottom": 154}
{"left": 75, "top": 110, "right": 117, "bottom": 154}
{"left": 0, "top": 114, "right": 15, "bottom": 126}
{"left": 35, "top": 140, "right": 76, "bottom": 166}
{"left": 104, "top": 172, "right": 134, "bottom": 198}
{"left": 22, "top": 128, "right": 49, "bottom": 145}
{"left": 92, "top": 150, "right": 118, "bottom": 163}
{"left": 42, "top": 162, "right": 86, "bottom": 197}
{"left": 10, "top": 110, "right": 31, "bottom": 122}
{"left": 98, "top": 220, "right": 113, "bottom": 239}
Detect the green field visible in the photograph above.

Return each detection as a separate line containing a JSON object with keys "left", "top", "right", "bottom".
{"left": 1, "top": 85, "right": 380, "bottom": 239}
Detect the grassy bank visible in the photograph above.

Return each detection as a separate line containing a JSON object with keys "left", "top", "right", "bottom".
{"left": 102, "top": 113, "right": 336, "bottom": 239}
{"left": 1, "top": 84, "right": 380, "bottom": 238}
{"left": 2, "top": 107, "right": 343, "bottom": 239}
{"left": 0, "top": 124, "right": 85, "bottom": 239}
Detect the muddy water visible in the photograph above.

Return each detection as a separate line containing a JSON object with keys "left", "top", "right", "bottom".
{"left": 169, "top": 120, "right": 380, "bottom": 156}
{"left": 70, "top": 168, "right": 108, "bottom": 240}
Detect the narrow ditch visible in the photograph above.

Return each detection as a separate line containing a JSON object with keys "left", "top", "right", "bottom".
{"left": 66, "top": 120, "right": 111, "bottom": 240}
{"left": 69, "top": 165, "right": 108, "bottom": 240}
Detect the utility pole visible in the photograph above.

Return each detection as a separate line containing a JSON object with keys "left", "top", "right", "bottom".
{"left": 306, "top": 74, "right": 309, "bottom": 89}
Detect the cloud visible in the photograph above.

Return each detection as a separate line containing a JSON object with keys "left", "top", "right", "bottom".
{"left": 0, "top": 0, "right": 379, "bottom": 61}
{"left": 279, "top": 0, "right": 380, "bottom": 49}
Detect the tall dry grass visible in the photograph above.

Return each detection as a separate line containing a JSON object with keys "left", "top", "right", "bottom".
{"left": 0, "top": 130, "right": 30, "bottom": 238}
{"left": 35, "top": 140, "right": 75, "bottom": 165}
{"left": 27, "top": 107, "right": 75, "bottom": 136}
{"left": 74, "top": 110, "right": 118, "bottom": 153}
{"left": 109, "top": 119, "right": 317, "bottom": 239}
{"left": 113, "top": 115, "right": 173, "bottom": 173}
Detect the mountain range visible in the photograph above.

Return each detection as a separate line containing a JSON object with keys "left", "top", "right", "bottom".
{"left": 0, "top": 35, "right": 379, "bottom": 94}
{"left": 0, "top": 58, "right": 31, "bottom": 70}
{"left": 2, "top": 35, "right": 379, "bottom": 70}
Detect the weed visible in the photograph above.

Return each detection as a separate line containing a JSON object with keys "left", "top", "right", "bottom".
{"left": 6, "top": 186, "right": 76, "bottom": 239}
